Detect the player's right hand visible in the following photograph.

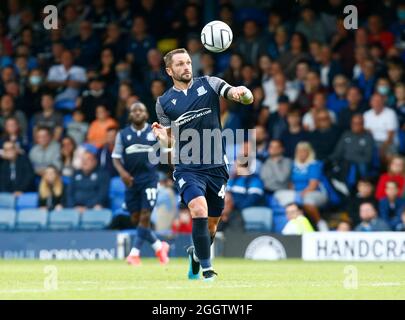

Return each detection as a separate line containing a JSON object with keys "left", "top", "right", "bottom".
{"left": 121, "top": 172, "right": 134, "bottom": 187}
{"left": 152, "top": 122, "right": 169, "bottom": 146}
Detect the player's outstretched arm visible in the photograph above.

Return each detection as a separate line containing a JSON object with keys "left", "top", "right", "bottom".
{"left": 227, "top": 86, "right": 254, "bottom": 105}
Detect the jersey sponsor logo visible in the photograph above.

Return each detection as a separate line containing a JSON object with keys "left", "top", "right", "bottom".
{"left": 174, "top": 108, "right": 212, "bottom": 126}
{"left": 197, "top": 85, "right": 207, "bottom": 96}
{"left": 125, "top": 144, "right": 154, "bottom": 154}
{"left": 171, "top": 99, "right": 177, "bottom": 105}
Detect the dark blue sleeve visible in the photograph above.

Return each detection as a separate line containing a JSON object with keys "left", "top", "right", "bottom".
{"left": 96, "top": 171, "right": 111, "bottom": 207}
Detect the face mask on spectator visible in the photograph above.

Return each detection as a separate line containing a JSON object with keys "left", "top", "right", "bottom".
{"left": 377, "top": 85, "right": 390, "bottom": 95}
{"left": 90, "top": 89, "right": 104, "bottom": 97}
{"left": 117, "top": 70, "right": 130, "bottom": 81}
{"left": 29, "top": 75, "right": 42, "bottom": 86}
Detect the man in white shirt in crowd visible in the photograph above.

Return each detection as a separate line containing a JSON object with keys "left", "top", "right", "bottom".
{"left": 364, "top": 93, "right": 398, "bottom": 157}
{"left": 46, "top": 50, "right": 87, "bottom": 102}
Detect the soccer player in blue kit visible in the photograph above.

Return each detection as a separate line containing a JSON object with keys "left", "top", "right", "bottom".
{"left": 112, "top": 102, "right": 170, "bottom": 266}
{"left": 152, "top": 48, "right": 253, "bottom": 281}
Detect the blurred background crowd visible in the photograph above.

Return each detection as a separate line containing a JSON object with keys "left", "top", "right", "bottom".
{"left": 1, "top": 0, "right": 405, "bottom": 234}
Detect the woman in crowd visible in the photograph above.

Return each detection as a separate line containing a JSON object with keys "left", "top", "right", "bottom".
{"left": 274, "top": 142, "right": 329, "bottom": 231}
{"left": 375, "top": 155, "right": 405, "bottom": 200}
{"left": 38, "top": 165, "right": 65, "bottom": 211}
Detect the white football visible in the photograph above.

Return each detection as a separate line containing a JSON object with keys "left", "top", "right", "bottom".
{"left": 201, "top": 20, "right": 233, "bottom": 53}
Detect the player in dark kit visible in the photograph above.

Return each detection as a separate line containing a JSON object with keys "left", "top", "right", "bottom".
{"left": 113, "top": 102, "right": 170, "bottom": 266}
{"left": 152, "top": 48, "right": 253, "bottom": 281}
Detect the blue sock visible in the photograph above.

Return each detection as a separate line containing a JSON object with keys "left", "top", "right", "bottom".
{"left": 137, "top": 226, "right": 158, "bottom": 244}
{"left": 192, "top": 218, "right": 211, "bottom": 269}
{"left": 133, "top": 235, "right": 144, "bottom": 250}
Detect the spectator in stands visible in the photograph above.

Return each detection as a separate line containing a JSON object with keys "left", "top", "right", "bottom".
{"left": 198, "top": 52, "right": 216, "bottom": 77}
{"left": 376, "top": 77, "right": 395, "bottom": 107}
{"left": 98, "top": 47, "right": 117, "bottom": 86}
{"left": 235, "top": 19, "right": 267, "bottom": 66}
{"left": 395, "top": 208, "right": 405, "bottom": 231}
{"left": 79, "top": 75, "right": 115, "bottom": 123}
{"left": 347, "top": 177, "right": 378, "bottom": 227}
{"left": 274, "top": 142, "right": 329, "bottom": 231}
{"left": 126, "top": 16, "right": 156, "bottom": 71}
{"left": 46, "top": 49, "right": 87, "bottom": 103}
{"left": 336, "top": 220, "right": 352, "bottom": 232}
{"left": 143, "top": 48, "right": 170, "bottom": 90}
{"left": 60, "top": 136, "right": 77, "bottom": 179}
{"left": 266, "top": 26, "right": 289, "bottom": 61}
{"left": 375, "top": 155, "right": 405, "bottom": 200}
{"left": 66, "top": 150, "right": 110, "bottom": 212}
{"left": 221, "top": 53, "right": 244, "bottom": 86}
{"left": 282, "top": 202, "right": 314, "bottom": 235}
{"left": 103, "top": 22, "right": 127, "bottom": 62}
{"left": 171, "top": 205, "right": 192, "bottom": 234}
{"left": 260, "top": 140, "right": 292, "bottom": 195}
{"left": 316, "top": 46, "right": 343, "bottom": 90}
{"left": 326, "top": 74, "right": 349, "bottom": 114}
{"left": 295, "top": 70, "right": 326, "bottom": 114}
{"left": 97, "top": 126, "right": 118, "bottom": 177}
{"left": 330, "top": 114, "right": 375, "bottom": 180}
{"left": 266, "top": 95, "right": 289, "bottom": 140}
{"left": 355, "top": 201, "right": 390, "bottom": 232}
{"left": 367, "top": 14, "right": 394, "bottom": 53}
{"left": 0, "top": 93, "right": 27, "bottom": 138}
{"left": 87, "top": 104, "right": 118, "bottom": 148}
{"left": 66, "top": 109, "right": 89, "bottom": 146}
{"left": 70, "top": 20, "right": 100, "bottom": 69}
{"left": 0, "top": 141, "right": 34, "bottom": 194}
{"left": 364, "top": 93, "right": 398, "bottom": 157}
{"left": 86, "top": 0, "right": 113, "bottom": 33}
{"left": 226, "top": 156, "right": 265, "bottom": 212}
{"left": 171, "top": 3, "right": 202, "bottom": 47}
{"left": 355, "top": 58, "right": 377, "bottom": 101}
{"left": 22, "top": 68, "right": 46, "bottom": 119}
{"left": 303, "top": 92, "right": 336, "bottom": 132}
{"left": 394, "top": 83, "right": 405, "bottom": 129}
{"left": 278, "top": 32, "right": 311, "bottom": 80}
{"left": 387, "top": 59, "right": 404, "bottom": 86}
{"left": 338, "top": 86, "right": 367, "bottom": 132}
{"left": 29, "top": 126, "right": 61, "bottom": 176}
{"left": 38, "top": 165, "right": 65, "bottom": 211}
{"left": 309, "top": 109, "right": 341, "bottom": 160}
{"left": 32, "top": 93, "right": 63, "bottom": 141}
{"left": 295, "top": 6, "right": 326, "bottom": 44}
{"left": 0, "top": 116, "right": 28, "bottom": 154}
{"left": 142, "top": 79, "right": 165, "bottom": 124}
{"left": 379, "top": 181, "right": 405, "bottom": 230}
{"left": 115, "top": 81, "right": 134, "bottom": 122}
{"left": 280, "top": 108, "right": 309, "bottom": 159}
{"left": 254, "top": 125, "right": 269, "bottom": 168}
{"left": 262, "top": 72, "right": 298, "bottom": 113}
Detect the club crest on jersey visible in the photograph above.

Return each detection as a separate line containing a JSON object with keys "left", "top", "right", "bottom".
{"left": 197, "top": 86, "right": 207, "bottom": 96}
{"left": 178, "top": 178, "right": 186, "bottom": 188}
{"left": 171, "top": 99, "right": 177, "bottom": 105}
{"left": 127, "top": 135, "right": 132, "bottom": 141}
{"left": 146, "top": 131, "right": 156, "bottom": 141}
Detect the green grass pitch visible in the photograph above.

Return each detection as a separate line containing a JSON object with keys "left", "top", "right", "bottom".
{"left": 1, "top": 258, "right": 405, "bottom": 299}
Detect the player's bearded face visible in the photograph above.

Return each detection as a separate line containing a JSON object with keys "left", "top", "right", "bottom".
{"left": 170, "top": 54, "right": 193, "bottom": 83}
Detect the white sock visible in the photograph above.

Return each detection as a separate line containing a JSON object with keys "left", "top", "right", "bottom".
{"left": 202, "top": 267, "right": 213, "bottom": 272}
{"left": 152, "top": 240, "right": 162, "bottom": 252}
{"left": 129, "top": 247, "right": 140, "bottom": 257}
{"left": 193, "top": 251, "right": 200, "bottom": 262}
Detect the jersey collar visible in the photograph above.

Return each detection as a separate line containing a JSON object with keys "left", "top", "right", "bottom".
{"left": 172, "top": 78, "right": 194, "bottom": 92}
{"left": 130, "top": 123, "right": 148, "bottom": 135}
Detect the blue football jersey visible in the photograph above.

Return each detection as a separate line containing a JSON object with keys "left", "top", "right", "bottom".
{"left": 156, "top": 76, "right": 232, "bottom": 171}
{"left": 112, "top": 123, "right": 159, "bottom": 182}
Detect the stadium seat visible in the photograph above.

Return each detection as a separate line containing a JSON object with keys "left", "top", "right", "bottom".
{"left": 109, "top": 177, "right": 125, "bottom": 212}
{"left": 0, "top": 193, "right": 15, "bottom": 209}
{"left": 0, "top": 209, "right": 16, "bottom": 230}
{"left": 80, "top": 209, "right": 112, "bottom": 230}
{"left": 48, "top": 209, "right": 80, "bottom": 230}
{"left": 63, "top": 114, "right": 73, "bottom": 128}
{"left": 16, "top": 193, "right": 39, "bottom": 210}
{"left": 16, "top": 209, "right": 48, "bottom": 230}
{"left": 272, "top": 215, "right": 288, "bottom": 233}
{"left": 55, "top": 99, "right": 76, "bottom": 111}
{"left": 241, "top": 207, "right": 272, "bottom": 232}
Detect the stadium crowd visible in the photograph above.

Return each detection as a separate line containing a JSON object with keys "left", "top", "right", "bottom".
{"left": 1, "top": 0, "right": 405, "bottom": 234}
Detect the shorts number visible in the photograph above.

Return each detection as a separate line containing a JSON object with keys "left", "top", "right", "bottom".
{"left": 145, "top": 188, "right": 157, "bottom": 201}
{"left": 217, "top": 185, "right": 226, "bottom": 199}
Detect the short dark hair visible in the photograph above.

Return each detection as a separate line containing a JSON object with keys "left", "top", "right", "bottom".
{"left": 163, "top": 48, "right": 189, "bottom": 67}
{"left": 285, "top": 202, "right": 304, "bottom": 212}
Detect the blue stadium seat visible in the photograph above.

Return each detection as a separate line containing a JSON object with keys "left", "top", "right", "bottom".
{"left": 63, "top": 114, "right": 73, "bottom": 128}
{"left": 0, "top": 193, "right": 15, "bottom": 209}
{"left": 16, "top": 193, "right": 39, "bottom": 210}
{"left": 109, "top": 177, "right": 125, "bottom": 212}
{"left": 0, "top": 209, "right": 16, "bottom": 230}
{"left": 80, "top": 209, "right": 112, "bottom": 230}
{"left": 16, "top": 209, "right": 48, "bottom": 230}
{"left": 48, "top": 209, "right": 80, "bottom": 230}
{"left": 55, "top": 99, "right": 76, "bottom": 111}
{"left": 272, "top": 215, "right": 288, "bottom": 233}
{"left": 241, "top": 207, "right": 272, "bottom": 232}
